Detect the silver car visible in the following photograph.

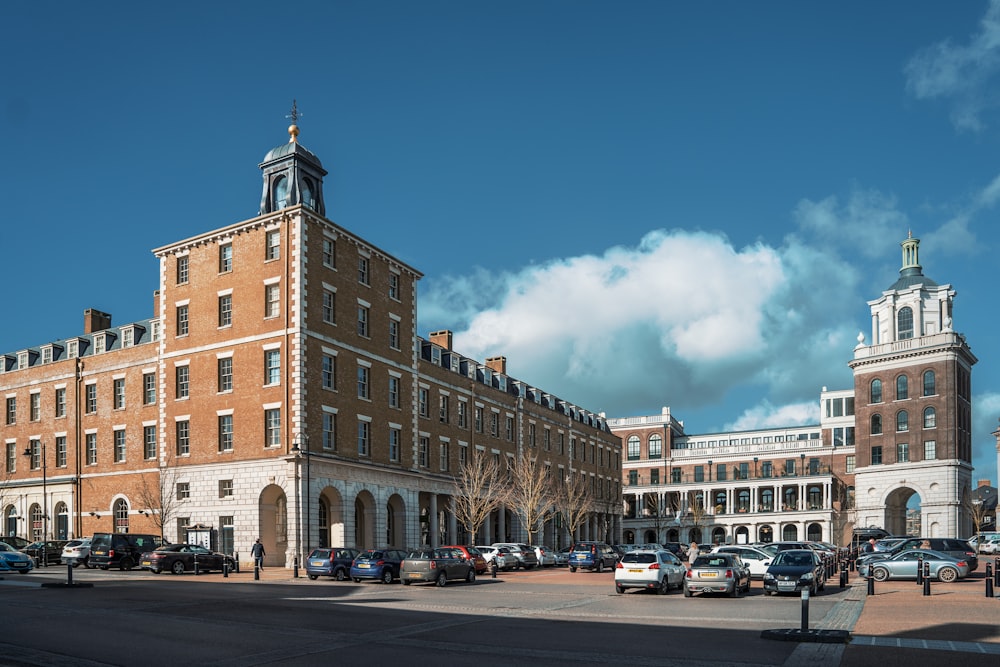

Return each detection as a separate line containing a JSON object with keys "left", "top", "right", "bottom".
{"left": 683, "top": 553, "right": 751, "bottom": 598}
{"left": 61, "top": 537, "right": 92, "bottom": 568}
{"left": 859, "top": 549, "right": 970, "bottom": 583}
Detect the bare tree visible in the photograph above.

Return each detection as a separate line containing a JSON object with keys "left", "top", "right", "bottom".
{"left": 508, "top": 452, "right": 555, "bottom": 545}
{"left": 555, "top": 472, "right": 595, "bottom": 546}
{"left": 451, "top": 453, "right": 509, "bottom": 543}
{"left": 136, "top": 463, "right": 182, "bottom": 543}
{"left": 686, "top": 489, "right": 708, "bottom": 544}
{"left": 966, "top": 493, "right": 991, "bottom": 545}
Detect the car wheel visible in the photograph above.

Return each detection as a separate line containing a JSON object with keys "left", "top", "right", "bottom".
{"left": 120, "top": 557, "right": 135, "bottom": 571}
{"left": 402, "top": 579, "right": 411, "bottom": 586}
{"left": 615, "top": 583, "right": 625, "bottom": 594}
{"left": 353, "top": 577, "right": 362, "bottom": 583}
{"left": 436, "top": 572, "right": 447, "bottom": 587}
{"left": 335, "top": 569, "right": 347, "bottom": 582}
{"left": 569, "top": 567, "right": 577, "bottom": 573}
{"left": 381, "top": 568, "right": 394, "bottom": 584}
{"left": 872, "top": 568, "right": 889, "bottom": 582}
{"left": 657, "top": 578, "right": 669, "bottom": 595}
{"left": 171, "top": 561, "right": 186, "bottom": 575}
{"left": 766, "top": 589, "right": 776, "bottom": 596}
{"left": 729, "top": 584, "right": 739, "bottom": 598}
{"left": 150, "top": 569, "right": 161, "bottom": 574}
{"left": 938, "top": 567, "right": 958, "bottom": 583}
{"left": 466, "top": 568, "right": 476, "bottom": 584}
{"left": 308, "top": 574, "right": 318, "bottom": 581}
{"left": 596, "top": 560, "right": 604, "bottom": 573}
{"left": 683, "top": 584, "right": 692, "bottom": 598}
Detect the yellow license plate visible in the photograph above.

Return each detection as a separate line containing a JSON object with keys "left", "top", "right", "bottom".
{"left": 701, "top": 571, "right": 718, "bottom": 577}
{"left": 629, "top": 568, "right": 643, "bottom": 573}
{"left": 141, "top": 561, "right": 151, "bottom": 566}
{"left": 408, "top": 573, "right": 421, "bottom": 578}
{"left": 358, "top": 563, "right": 370, "bottom": 568}
{"left": 310, "top": 561, "right": 323, "bottom": 567}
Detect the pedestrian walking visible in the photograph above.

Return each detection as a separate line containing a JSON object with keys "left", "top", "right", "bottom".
{"left": 251, "top": 538, "right": 266, "bottom": 569}
{"left": 688, "top": 541, "right": 699, "bottom": 568}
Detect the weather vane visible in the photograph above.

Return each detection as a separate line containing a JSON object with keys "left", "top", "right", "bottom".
{"left": 286, "top": 100, "right": 301, "bottom": 125}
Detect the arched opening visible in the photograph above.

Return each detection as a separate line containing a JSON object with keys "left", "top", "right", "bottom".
{"left": 623, "top": 529, "right": 635, "bottom": 544}
{"left": 761, "top": 489, "right": 774, "bottom": 512}
{"left": 319, "top": 487, "right": 345, "bottom": 547}
{"left": 3, "top": 505, "right": 17, "bottom": 538}
{"left": 317, "top": 498, "right": 329, "bottom": 548}
{"left": 54, "top": 501, "right": 69, "bottom": 539}
{"left": 273, "top": 175, "right": 289, "bottom": 209}
{"left": 781, "top": 524, "right": 798, "bottom": 541}
{"left": 688, "top": 527, "right": 703, "bottom": 544}
{"left": 735, "top": 526, "right": 750, "bottom": 544}
{"left": 386, "top": 493, "right": 406, "bottom": 547}
{"left": 666, "top": 528, "right": 679, "bottom": 543}
{"left": 29, "top": 503, "right": 44, "bottom": 540}
{"left": 737, "top": 490, "right": 750, "bottom": 512}
{"left": 758, "top": 525, "right": 774, "bottom": 543}
{"left": 113, "top": 499, "right": 129, "bottom": 534}
{"left": 644, "top": 529, "right": 657, "bottom": 543}
{"left": 808, "top": 486, "right": 822, "bottom": 510}
{"left": 884, "top": 486, "right": 919, "bottom": 536}
{"left": 806, "top": 523, "right": 823, "bottom": 542}
{"left": 354, "top": 490, "right": 376, "bottom": 549}
{"left": 711, "top": 527, "right": 726, "bottom": 545}
{"left": 258, "top": 484, "right": 287, "bottom": 566}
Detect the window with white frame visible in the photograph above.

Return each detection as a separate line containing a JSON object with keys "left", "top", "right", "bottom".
{"left": 322, "top": 289, "right": 335, "bottom": 324}
{"left": 177, "top": 482, "right": 191, "bottom": 500}
{"left": 457, "top": 401, "right": 467, "bottom": 428}
{"left": 176, "top": 420, "right": 191, "bottom": 455}
{"left": 357, "top": 420, "right": 370, "bottom": 456}
{"left": 218, "top": 414, "right": 233, "bottom": 452}
{"left": 177, "top": 255, "right": 189, "bottom": 284}
{"left": 389, "top": 272, "right": 399, "bottom": 300}
{"left": 30, "top": 393, "right": 40, "bottom": 421}
{"left": 357, "top": 366, "right": 370, "bottom": 399}
{"left": 56, "top": 436, "right": 67, "bottom": 467}
{"left": 923, "top": 440, "right": 936, "bottom": 460}
{"left": 176, "top": 365, "right": 190, "bottom": 399}
{"left": 122, "top": 327, "right": 134, "bottom": 348}
{"left": 143, "top": 372, "right": 156, "bottom": 404}
{"left": 357, "top": 304, "right": 369, "bottom": 337}
{"left": 439, "top": 442, "right": 449, "bottom": 471}
{"left": 322, "top": 355, "right": 336, "bottom": 390}
{"left": 143, "top": 425, "right": 156, "bottom": 460}
{"left": 389, "top": 319, "right": 400, "bottom": 350}
{"left": 419, "top": 388, "right": 429, "bottom": 417}
{"left": 388, "top": 375, "right": 400, "bottom": 408}
{"left": 265, "top": 283, "right": 280, "bottom": 318}
{"left": 389, "top": 427, "right": 400, "bottom": 462}
{"left": 86, "top": 433, "right": 97, "bottom": 465}
{"left": 114, "top": 430, "right": 126, "bottom": 463}
{"left": 85, "top": 384, "right": 97, "bottom": 414}
{"left": 113, "top": 378, "right": 125, "bottom": 410}
{"left": 219, "top": 294, "right": 232, "bottom": 327}
{"left": 264, "top": 349, "right": 281, "bottom": 385}
{"left": 419, "top": 436, "right": 429, "bottom": 467}
{"left": 322, "top": 237, "right": 336, "bottom": 268}
{"left": 322, "top": 412, "right": 336, "bottom": 450}
{"left": 219, "top": 479, "right": 234, "bottom": 498}
{"left": 358, "top": 256, "right": 370, "bottom": 285}
{"left": 176, "top": 304, "right": 189, "bottom": 336}
{"left": 264, "top": 409, "right": 281, "bottom": 447}
{"left": 219, "top": 243, "right": 233, "bottom": 273}
{"left": 265, "top": 230, "right": 280, "bottom": 261}
{"left": 218, "top": 358, "right": 233, "bottom": 393}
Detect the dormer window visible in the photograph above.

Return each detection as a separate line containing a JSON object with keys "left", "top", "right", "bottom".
{"left": 94, "top": 334, "right": 106, "bottom": 354}
{"left": 17, "top": 351, "right": 29, "bottom": 370}
{"left": 67, "top": 340, "right": 79, "bottom": 359}
{"left": 41, "top": 346, "right": 53, "bottom": 364}
{"left": 121, "top": 327, "right": 134, "bottom": 348}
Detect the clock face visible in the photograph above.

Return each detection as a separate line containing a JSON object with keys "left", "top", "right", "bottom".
{"left": 274, "top": 176, "right": 289, "bottom": 209}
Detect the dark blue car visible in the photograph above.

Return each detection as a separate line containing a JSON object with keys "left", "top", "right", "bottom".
{"left": 306, "top": 547, "right": 359, "bottom": 581}
{"left": 350, "top": 548, "right": 407, "bottom": 584}
{"left": 568, "top": 541, "right": 618, "bottom": 572}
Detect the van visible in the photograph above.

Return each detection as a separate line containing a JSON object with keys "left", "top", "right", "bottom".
{"left": 89, "top": 533, "right": 162, "bottom": 571}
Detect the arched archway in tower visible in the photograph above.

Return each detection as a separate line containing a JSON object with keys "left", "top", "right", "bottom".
{"left": 884, "top": 486, "right": 919, "bottom": 536}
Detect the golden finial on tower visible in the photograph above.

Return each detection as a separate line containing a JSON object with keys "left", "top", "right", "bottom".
{"left": 286, "top": 99, "right": 301, "bottom": 143}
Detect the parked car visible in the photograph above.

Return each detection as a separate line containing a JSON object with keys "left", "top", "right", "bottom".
{"left": 400, "top": 548, "right": 476, "bottom": 586}
{"left": 711, "top": 545, "right": 773, "bottom": 579}
{"left": 140, "top": 544, "right": 235, "bottom": 574}
{"left": 980, "top": 537, "right": 1000, "bottom": 555}
{"left": 859, "top": 538, "right": 978, "bottom": 571}
{"left": 491, "top": 543, "right": 538, "bottom": 570}
{"left": 0, "top": 536, "right": 30, "bottom": 551}
{"left": 552, "top": 547, "right": 569, "bottom": 567}
{"left": 683, "top": 553, "right": 751, "bottom": 598}
{"left": 305, "top": 547, "right": 359, "bottom": 581}
{"left": 23, "top": 540, "right": 69, "bottom": 566}
{"left": 762, "top": 549, "right": 827, "bottom": 595}
{"left": 614, "top": 549, "right": 687, "bottom": 595}
{"left": 661, "top": 542, "right": 687, "bottom": 559}
{"left": 0, "top": 542, "right": 34, "bottom": 574}
{"left": 532, "top": 545, "right": 556, "bottom": 567}
{"left": 90, "top": 533, "right": 162, "bottom": 571}
{"left": 61, "top": 538, "right": 92, "bottom": 568}
{"left": 474, "top": 545, "right": 513, "bottom": 571}
{"left": 858, "top": 549, "right": 970, "bottom": 582}
{"left": 568, "top": 541, "right": 618, "bottom": 573}
{"left": 440, "top": 545, "right": 489, "bottom": 574}
{"left": 350, "top": 548, "right": 407, "bottom": 583}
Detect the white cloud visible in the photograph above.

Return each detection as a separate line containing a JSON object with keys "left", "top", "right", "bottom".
{"left": 973, "top": 392, "right": 1000, "bottom": 485}
{"left": 792, "top": 188, "right": 908, "bottom": 259}
{"left": 905, "top": 0, "right": 1000, "bottom": 131}
{"left": 725, "top": 400, "right": 819, "bottom": 432}
{"left": 420, "top": 229, "right": 859, "bottom": 417}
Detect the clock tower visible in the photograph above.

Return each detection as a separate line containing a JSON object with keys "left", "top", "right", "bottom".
{"left": 259, "top": 101, "right": 327, "bottom": 216}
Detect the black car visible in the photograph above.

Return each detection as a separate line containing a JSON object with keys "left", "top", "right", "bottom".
{"left": 90, "top": 533, "right": 162, "bottom": 570}
{"left": 22, "top": 540, "right": 69, "bottom": 566}
{"left": 139, "top": 543, "right": 235, "bottom": 574}
{"left": 762, "top": 548, "right": 827, "bottom": 595}
{"left": 0, "top": 535, "right": 30, "bottom": 551}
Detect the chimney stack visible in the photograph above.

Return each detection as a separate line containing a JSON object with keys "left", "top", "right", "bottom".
{"left": 429, "top": 330, "right": 453, "bottom": 351}
{"left": 486, "top": 356, "right": 507, "bottom": 374}
{"left": 83, "top": 309, "right": 112, "bottom": 334}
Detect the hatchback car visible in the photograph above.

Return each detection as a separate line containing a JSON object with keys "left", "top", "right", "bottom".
{"left": 683, "top": 553, "right": 751, "bottom": 598}
{"left": 474, "top": 545, "right": 513, "bottom": 571}
{"left": 305, "top": 547, "right": 359, "bottom": 581}
{"left": 711, "top": 545, "right": 773, "bottom": 579}
{"left": 615, "top": 549, "right": 687, "bottom": 595}
{"left": 400, "top": 548, "right": 476, "bottom": 586}
{"left": 491, "top": 543, "right": 539, "bottom": 569}
{"left": 0, "top": 542, "right": 34, "bottom": 574}
{"left": 568, "top": 541, "right": 618, "bottom": 573}
{"left": 532, "top": 545, "right": 557, "bottom": 567}
{"left": 440, "top": 545, "right": 489, "bottom": 574}
{"left": 762, "top": 549, "right": 826, "bottom": 595}
{"left": 23, "top": 540, "right": 69, "bottom": 566}
{"left": 61, "top": 538, "right": 92, "bottom": 568}
{"left": 140, "top": 544, "right": 235, "bottom": 574}
{"left": 350, "top": 548, "right": 407, "bottom": 583}
{"left": 858, "top": 549, "right": 970, "bottom": 582}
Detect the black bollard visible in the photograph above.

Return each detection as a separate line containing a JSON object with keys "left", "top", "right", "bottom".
{"left": 194, "top": 555, "right": 200, "bottom": 576}
{"left": 293, "top": 556, "right": 299, "bottom": 579}
{"left": 491, "top": 559, "right": 498, "bottom": 579}
{"left": 867, "top": 570, "right": 875, "bottom": 595}
{"left": 916, "top": 555, "right": 924, "bottom": 586}
{"left": 223, "top": 560, "right": 229, "bottom": 578}
{"left": 986, "top": 563, "right": 994, "bottom": 598}
{"left": 800, "top": 587, "right": 810, "bottom": 631}
{"left": 254, "top": 562, "right": 260, "bottom": 580}
{"left": 67, "top": 561, "right": 74, "bottom": 586}
{"left": 994, "top": 558, "right": 999, "bottom": 588}
{"left": 922, "top": 561, "right": 931, "bottom": 596}
{"left": 840, "top": 563, "right": 848, "bottom": 588}
{"left": 235, "top": 552, "right": 240, "bottom": 574}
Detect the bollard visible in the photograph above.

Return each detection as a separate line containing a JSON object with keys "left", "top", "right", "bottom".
{"left": 223, "top": 560, "right": 229, "bottom": 578}
{"left": 867, "top": 570, "right": 875, "bottom": 595}
{"left": 800, "top": 587, "right": 810, "bottom": 631}
{"left": 194, "top": 555, "right": 200, "bottom": 576}
{"left": 840, "top": 562, "right": 848, "bottom": 588}
{"left": 254, "top": 562, "right": 260, "bottom": 581}
{"left": 491, "top": 559, "right": 498, "bottom": 579}
{"left": 850, "top": 557, "right": 855, "bottom": 572}
{"left": 293, "top": 556, "right": 299, "bottom": 579}
{"left": 986, "top": 562, "right": 994, "bottom": 598}
{"left": 922, "top": 561, "right": 931, "bottom": 596}
{"left": 67, "top": 561, "right": 74, "bottom": 586}
{"left": 916, "top": 555, "right": 924, "bottom": 586}
{"left": 235, "top": 552, "right": 240, "bottom": 574}
{"left": 994, "top": 558, "right": 999, "bottom": 588}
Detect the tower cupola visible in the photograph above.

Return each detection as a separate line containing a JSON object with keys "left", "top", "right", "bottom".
{"left": 259, "top": 100, "right": 327, "bottom": 216}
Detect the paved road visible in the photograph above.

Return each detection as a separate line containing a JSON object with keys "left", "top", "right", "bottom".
{"left": 0, "top": 564, "right": 995, "bottom": 666}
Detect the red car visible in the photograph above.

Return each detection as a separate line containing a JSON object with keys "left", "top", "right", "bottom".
{"left": 440, "top": 545, "right": 489, "bottom": 574}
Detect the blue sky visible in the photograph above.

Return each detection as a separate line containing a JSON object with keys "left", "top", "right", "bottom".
{"left": 2, "top": 1, "right": 998, "bottom": 485}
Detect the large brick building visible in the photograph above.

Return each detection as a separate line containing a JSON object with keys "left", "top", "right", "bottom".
{"left": 610, "top": 234, "right": 978, "bottom": 546}
{"left": 1, "top": 120, "right": 621, "bottom": 567}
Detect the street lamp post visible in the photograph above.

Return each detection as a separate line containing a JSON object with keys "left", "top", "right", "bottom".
{"left": 23, "top": 440, "right": 47, "bottom": 567}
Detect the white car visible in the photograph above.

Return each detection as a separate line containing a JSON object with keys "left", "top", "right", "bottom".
{"left": 61, "top": 537, "right": 93, "bottom": 568}
{"left": 614, "top": 549, "right": 687, "bottom": 595}
{"left": 533, "top": 545, "right": 557, "bottom": 567}
{"left": 475, "top": 545, "right": 513, "bottom": 571}
{"left": 711, "top": 545, "right": 773, "bottom": 579}
{"left": 981, "top": 537, "right": 1000, "bottom": 554}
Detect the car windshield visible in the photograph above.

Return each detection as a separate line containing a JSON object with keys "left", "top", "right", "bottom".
{"left": 358, "top": 551, "right": 381, "bottom": 559}
{"left": 693, "top": 556, "right": 730, "bottom": 568}
{"left": 0, "top": 543, "right": 14, "bottom": 552}
{"left": 622, "top": 553, "right": 657, "bottom": 564}
{"left": 774, "top": 552, "right": 813, "bottom": 567}
{"left": 571, "top": 544, "right": 595, "bottom": 552}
